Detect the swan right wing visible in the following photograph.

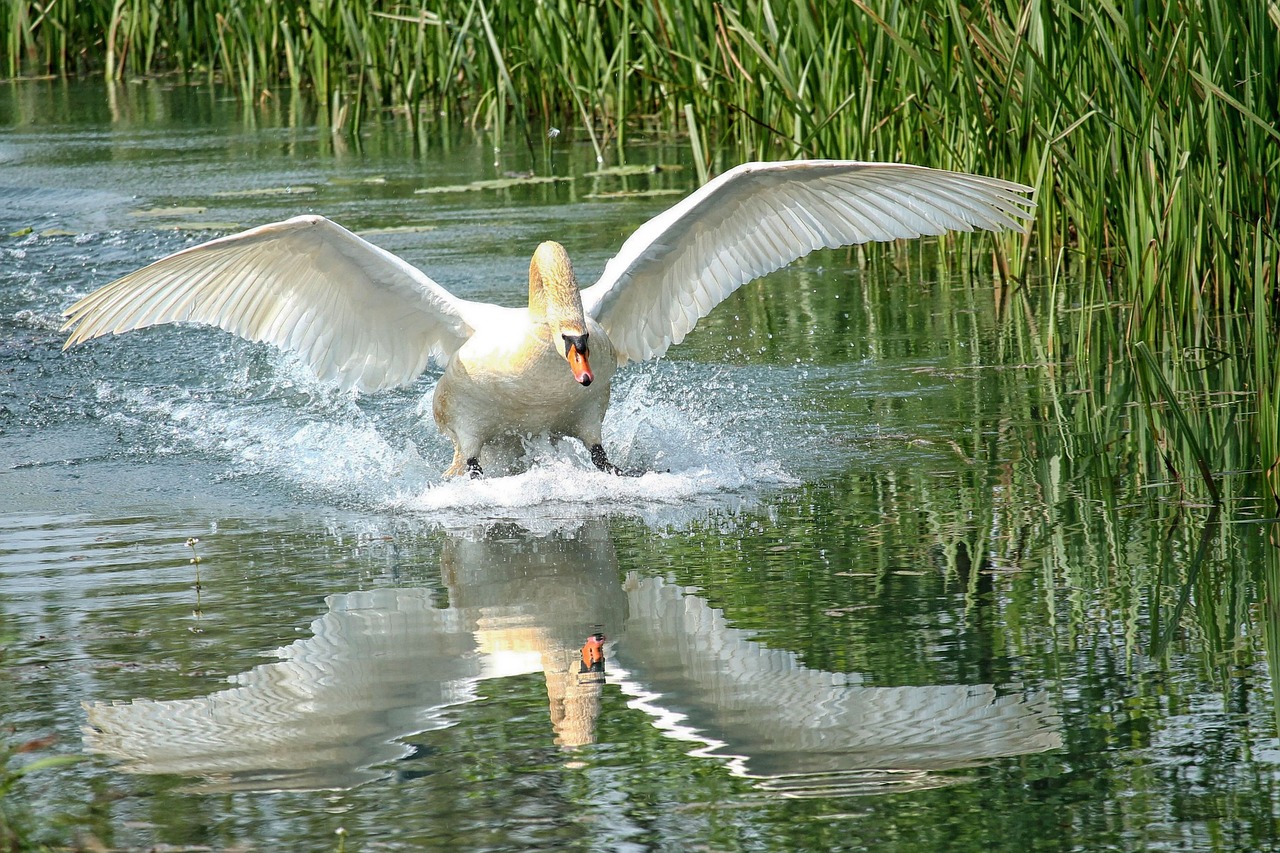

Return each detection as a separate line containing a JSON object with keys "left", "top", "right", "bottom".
{"left": 581, "top": 161, "right": 1035, "bottom": 365}
{"left": 62, "top": 215, "right": 481, "bottom": 393}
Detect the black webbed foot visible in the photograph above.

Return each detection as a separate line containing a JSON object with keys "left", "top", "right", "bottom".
{"left": 590, "top": 444, "right": 643, "bottom": 476}
{"left": 589, "top": 444, "right": 621, "bottom": 475}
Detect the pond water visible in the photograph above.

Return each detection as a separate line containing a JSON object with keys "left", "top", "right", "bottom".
{"left": 2, "top": 80, "right": 1279, "bottom": 852}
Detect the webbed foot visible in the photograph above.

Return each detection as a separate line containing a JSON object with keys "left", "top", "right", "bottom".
{"left": 590, "top": 444, "right": 642, "bottom": 476}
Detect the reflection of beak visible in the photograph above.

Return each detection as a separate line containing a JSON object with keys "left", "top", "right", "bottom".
{"left": 564, "top": 337, "right": 593, "bottom": 387}
{"left": 580, "top": 633, "right": 606, "bottom": 673}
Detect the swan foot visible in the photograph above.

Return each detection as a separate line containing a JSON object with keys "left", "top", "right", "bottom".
{"left": 443, "top": 452, "right": 484, "bottom": 478}
{"left": 590, "top": 444, "right": 620, "bottom": 474}
{"left": 590, "top": 444, "right": 639, "bottom": 476}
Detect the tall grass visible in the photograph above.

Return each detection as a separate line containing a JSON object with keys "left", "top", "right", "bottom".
{"left": 2, "top": 0, "right": 1278, "bottom": 497}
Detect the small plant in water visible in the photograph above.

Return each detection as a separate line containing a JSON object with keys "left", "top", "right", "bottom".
{"left": 185, "top": 537, "right": 205, "bottom": 629}
{"left": 1, "top": 735, "right": 82, "bottom": 850}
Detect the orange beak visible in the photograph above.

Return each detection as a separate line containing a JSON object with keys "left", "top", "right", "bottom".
{"left": 566, "top": 341, "right": 593, "bottom": 386}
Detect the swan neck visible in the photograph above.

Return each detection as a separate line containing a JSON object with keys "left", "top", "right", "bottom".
{"left": 529, "top": 241, "right": 585, "bottom": 331}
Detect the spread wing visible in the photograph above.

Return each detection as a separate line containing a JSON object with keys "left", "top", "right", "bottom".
{"left": 580, "top": 160, "right": 1036, "bottom": 364}
{"left": 62, "top": 215, "right": 481, "bottom": 393}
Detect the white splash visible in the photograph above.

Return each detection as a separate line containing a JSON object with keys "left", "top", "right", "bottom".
{"left": 92, "top": 353, "right": 800, "bottom": 527}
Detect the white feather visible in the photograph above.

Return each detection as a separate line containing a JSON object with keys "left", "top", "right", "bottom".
{"left": 580, "top": 160, "right": 1034, "bottom": 366}
{"left": 62, "top": 215, "right": 479, "bottom": 393}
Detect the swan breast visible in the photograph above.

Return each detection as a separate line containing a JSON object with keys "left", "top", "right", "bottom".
{"left": 433, "top": 313, "right": 616, "bottom": 440}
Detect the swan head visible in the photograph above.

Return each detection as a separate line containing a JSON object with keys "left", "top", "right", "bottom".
{"left": 530, "top": 241, "right": 594, "bottom": 387}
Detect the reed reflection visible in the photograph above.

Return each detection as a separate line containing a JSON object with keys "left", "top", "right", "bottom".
{"left": 84, "top": 521, "right": 1060, "bottom": 794}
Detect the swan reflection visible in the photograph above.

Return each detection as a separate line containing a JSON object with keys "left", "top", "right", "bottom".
{"left": 84, "top": 522, "right": 1060, "bottom": 794}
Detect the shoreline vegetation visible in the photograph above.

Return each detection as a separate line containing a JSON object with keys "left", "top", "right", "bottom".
{"left": 3, "top": 0, "right": 1278, "bottom": 505}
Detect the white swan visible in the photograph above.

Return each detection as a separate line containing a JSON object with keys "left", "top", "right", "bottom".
{"left": 62, "top": 160, "right": 1034, "bottom": 476}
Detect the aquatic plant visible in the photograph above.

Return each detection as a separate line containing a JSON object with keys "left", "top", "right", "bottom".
{"left": 0, "top": 736, "right": 81, "bottom": 852}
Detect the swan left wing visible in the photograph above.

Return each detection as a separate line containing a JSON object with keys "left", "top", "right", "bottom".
{"left": 62, "top": 215, "right": 482, "bottom": 393}
{"left": 580, "top": 160, "right": 1035, "bottom": 364}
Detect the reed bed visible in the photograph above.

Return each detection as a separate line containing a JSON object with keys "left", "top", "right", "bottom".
{"left": 3, "top": 0, "right": 1278, "bottom": 501}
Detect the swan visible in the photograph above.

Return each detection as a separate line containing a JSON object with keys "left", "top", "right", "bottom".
{"left": 62, "top": 160, "right": 1035, "bottom": 477}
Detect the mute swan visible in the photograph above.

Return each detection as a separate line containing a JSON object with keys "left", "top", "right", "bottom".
{"left": 62, "top": 160, "right": 1035, "bottom": 477}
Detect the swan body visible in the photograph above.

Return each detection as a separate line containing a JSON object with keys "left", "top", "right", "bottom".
{"left": 62, "top": 160, "right": 1035, "bottom": 476}
{"left": 431, "top": 243, "right": 618, "bottom": 475}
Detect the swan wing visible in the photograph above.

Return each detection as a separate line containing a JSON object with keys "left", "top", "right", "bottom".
{"left": 580, "top": 160, "right": 1035, "bottom": 364}
{"left": 62, "top": 215, "right": 479, "bottom": 392}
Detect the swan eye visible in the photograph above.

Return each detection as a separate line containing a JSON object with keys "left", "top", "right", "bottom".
{"left": 563, "top": 333, "right": 589, "bottom": 355}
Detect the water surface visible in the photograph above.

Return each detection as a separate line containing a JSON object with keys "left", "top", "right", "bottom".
{"left": 2, "top": 80, "right": 1278, "bottom": 852}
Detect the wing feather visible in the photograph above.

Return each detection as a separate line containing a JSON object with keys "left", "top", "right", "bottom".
{"left": 581, "top": 161, "right": 1035, "bottom": 365}
{"left": 62, "top": 215, "right": 478, "bottom": 392}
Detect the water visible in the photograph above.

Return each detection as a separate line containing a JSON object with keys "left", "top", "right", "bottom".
{"left": 2, "top": 80, "right": 1279, "bottom": 852}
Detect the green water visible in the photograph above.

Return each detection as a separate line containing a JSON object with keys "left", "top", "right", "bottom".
{"left": 1, "top": 80, "right": 1278, "bottom": 852}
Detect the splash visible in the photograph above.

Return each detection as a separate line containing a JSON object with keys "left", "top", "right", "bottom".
{"left": 91, "top": 352, "right": 800, "bottom": 526}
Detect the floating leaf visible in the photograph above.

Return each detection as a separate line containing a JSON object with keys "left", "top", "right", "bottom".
{"left": 584, "top": 189, "right": 685, "bottom": 200}
{"left": 153, "top": 222, "right": 242, "bottom": 231}
{"left": 212, "top": 186, "right": 316, "bottom": 198}
{"left": 415, "top": 176, "right": 571, "bottom": 194}
{"left": 130, "top": 206, "right": 207, "bottom": 218}
{"left": 583, "top": 164, "right": 680, "bottom": 177}
{"left": 328, "top": 176, "right": 387, "bottom": 186}
{"left": 358, "top": 225, "right": 438, "bottom": 236}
